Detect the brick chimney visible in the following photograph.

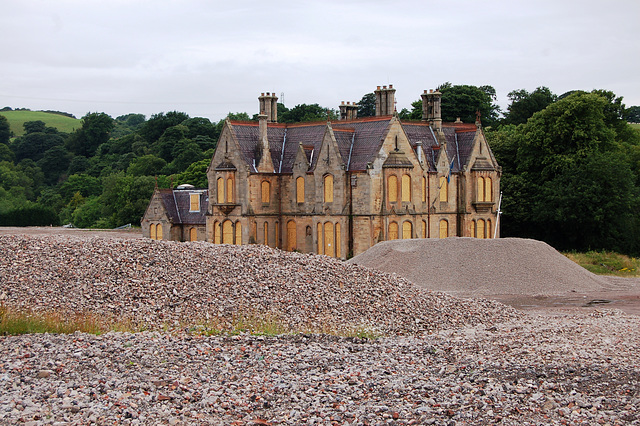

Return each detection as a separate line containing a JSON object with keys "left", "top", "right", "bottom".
{"left": 374, "top": 85, "right": 395, "bottom": 116}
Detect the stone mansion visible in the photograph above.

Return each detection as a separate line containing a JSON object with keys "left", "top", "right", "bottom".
{"left": 142, "top": 85, "right": 501, "bottom": 258}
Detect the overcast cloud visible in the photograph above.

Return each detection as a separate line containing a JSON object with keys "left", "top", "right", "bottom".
{"left": 1, "top": 0, "right": 639, "bottom": 121}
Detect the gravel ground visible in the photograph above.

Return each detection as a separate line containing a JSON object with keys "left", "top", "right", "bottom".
{"left": 1, "top": 233, "right": 640, "bottom": 424}
{"left": 1, "top": 312, "right": 639, "bottom": 425}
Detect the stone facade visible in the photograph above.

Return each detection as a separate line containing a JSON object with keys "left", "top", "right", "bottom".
{"left": 141, "top": 187, "right": 208, "bottom": 242}
{"left": 203, "top": 85, "right": 501, "bottom": 258}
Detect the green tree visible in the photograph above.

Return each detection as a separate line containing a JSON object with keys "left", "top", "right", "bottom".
{"left": 23, "top": 120, "right": 47, "bottom": 134}
{"left": 624, "top": 106, "right": 640, "bottom": 123}
{"left": 71, "top": 196, "right": 103, "bottom": 228}
{"left": 38, "top": 146, "right": 73, "bottom": 185}
{"left": 0, "top": 143, "right": 14, "bottom": 162}
{"left": 13, "top": 130, "right": 65, "bottom": 162}
{"left": 126, "top": 154, "right": 167, "bottom": 176}
{"left": 489, "top": 91, "right": 640, "bottom": 254}
{"left": 437, "top": 82, "right": 500, "bottom": 127}
{"left": 398, "top": 100, "right": 423, "bottom": 121}
{"left": 66, "top": 112, "right": 114, "bottom": 157}
{"left": 279, "top": 104, "right": 337, "bottom": 123}
{"left": 58, "top": 174, "right": 102, "bottom": 202}
{"left": 100, "top": 173, "right": 156, "bottom": 226}
{"left": 502, "top": 87, "right": 557, "bottom": 125}
{"left": 173, "top": 158, "right": 209, "bottom": 188}
{"left": 357, "top": 93, "right": 376, "bottom": 117}
{"left": 0, "top": 115, "right": 10, "bottom": 144}
{"left": 139, "top": 111, "right": 189, "bottom": 143}
{"left": 152, "top": 124, "right": 189, "bottom": 162}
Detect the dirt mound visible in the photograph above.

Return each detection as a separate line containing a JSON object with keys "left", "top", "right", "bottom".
{"left": 348, "top": 237, "right": 612, "bottom": 296}
{"left": 0, "top": 235, "right": 519, "bottom": 336}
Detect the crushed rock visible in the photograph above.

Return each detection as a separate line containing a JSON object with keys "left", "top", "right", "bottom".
{"left": 0, "top": 234, "right": 519, "bottom": 335}
{"left": 348, "top": 237, "right": 613, "bottom": 296}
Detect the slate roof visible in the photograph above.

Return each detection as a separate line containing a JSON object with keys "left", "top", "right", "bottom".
{"left": 158, "top": 188, "right": 208, "bottom": 225}
{"left": 227, "top": 117, "right": 487, "bottom": 174}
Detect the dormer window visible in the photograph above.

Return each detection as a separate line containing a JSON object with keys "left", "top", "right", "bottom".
{"left": 190, "top": 193, "right": 200, "bottom": 212}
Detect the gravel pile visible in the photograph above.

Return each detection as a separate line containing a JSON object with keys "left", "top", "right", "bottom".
{"left": 348, "top": 237, "right": 614, "bottom": 296}
{"left": 0, "top": 235, "right": 519, "bottom": 335}
{"left": 1, "top": 311, "right": 639, "bottom": 425}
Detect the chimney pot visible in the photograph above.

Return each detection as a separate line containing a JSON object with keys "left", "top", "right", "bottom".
{"left": 341, "top": 101, "right": 345, "bottom": 104}
{"left": 424, "top": 89, "right": 428, "bottom": 94}
{"left": 261, "top": 92, "right": 265, "bottom": 96}
{"left": 377, "top": 86, "right": 381, "bottom": 90}
{"left": 389, "top": 84, "right": 393, "bottom": 89}
{"left": 383, "top": 85, "right": 387, "bottom": 89}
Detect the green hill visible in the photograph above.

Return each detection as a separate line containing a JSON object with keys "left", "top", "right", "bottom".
{"left": 0, "top": 110, "right": 81, "bottom": 137}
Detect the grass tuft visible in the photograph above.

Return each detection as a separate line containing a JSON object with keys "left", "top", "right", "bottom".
{"left": 1, "top": 305, "right": 383, "bottom": 339}
{"left": 0, "top": 305, "right": 141, "bottom": 335}
{"left": 564, "top": 251, "right": 640, "bottom": 277}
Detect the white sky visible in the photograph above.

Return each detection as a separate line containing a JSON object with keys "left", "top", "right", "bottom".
{"left": 1, "top": 0, "right": 638, "bottom": 122}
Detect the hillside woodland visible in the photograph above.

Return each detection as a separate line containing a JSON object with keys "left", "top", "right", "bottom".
{"left": 0, "top": 85, "right": 639, "bottom": 254}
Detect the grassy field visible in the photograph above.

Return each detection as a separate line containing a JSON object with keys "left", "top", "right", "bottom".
{"left": 0, "top": 110, "right": 80, "bottom": 137}
{"left": 564, "top": 250, "right": 640, "bottom": 277}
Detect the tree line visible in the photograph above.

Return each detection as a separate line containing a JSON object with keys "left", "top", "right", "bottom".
{"left": 1, "top": 84, "right": 639, "bottom": 254}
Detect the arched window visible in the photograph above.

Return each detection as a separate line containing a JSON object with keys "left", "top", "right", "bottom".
{"left": 402, "top": 221, "right": 412, "bottom": 239}
{"left": 477, "top": 219, "right": 486, "bottom": 239}
{"left": 487, "top": 219, "right": 492, "bottom": 239}
{"left": 324, "top": 222, "right": 334, "bottom": 257}
{"left": 388, "top": 222, "right": 399, "bottom": 240}
{"left": 261, "top": 181, "right": 270, "bottom": 204}
{"left": 222, "top": 220, "right": 233, "bottom": 244}
{"left": 296, "top": 177, "right": 305, "bottom": 204}
{"left": 324, "top": 175, "right": 334, "bottom": 203}
{"left": 485, "top": 177, "right": 492, "bottom": 202}
{"left": 150, "top": 223, "right": 156, "bottom": 240}
{"left": 226, "top": 177, "right": 234, "bottom": 203}
{"left": 263, "top": 222, "right": 269, "bottom": 246}
{"left": 421, "top": 176, "right": 427, "bottom": 203}
{"left": 388, "top": 175, "right": 398, "bottom": 203}
{"left": 217, "top": 177, "right": 225, "bottom": 204}
{"left": 439, "top": 177, "right": 448, "bottom": 202}
{"left": 422, "top": 220, "right": 427, "bottom": 238}
{"left": 470, "top": 220, "right": 476, "bottom": 238}
{"left": 477, "top": 176, "right": 484, "bottom": 202}
{"left": 402, "top": 175, "right": 411, "bottom": 202}
{"left": 235, "top": 221, "right": 242, "bottom": 245}
{"left": 439, "top": 220, "right": 448, "bottom": 239}
{"left": 317, "top": 222, "right": 323, "bottom": 254}
{"left": 335, "top": 223, "right": 341, "bottom": 258}
{"left": 287, "top": 221, "right": 297, "bottom": 251}
{"left": 189, "top": 227, "right": 197, "bottom": 241}
{"left": 213, "top": 221, "right": 221, "bottom": 244}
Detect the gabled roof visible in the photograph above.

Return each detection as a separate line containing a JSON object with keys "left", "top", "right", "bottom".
{"left": 158, "top": 189, "right": 208, "bottom": 225}
{"left": 225, "top": 116, "right": 487, "bottom": 174}
{"left": 402, "top": 122, "right": 482, "bottom": 172}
